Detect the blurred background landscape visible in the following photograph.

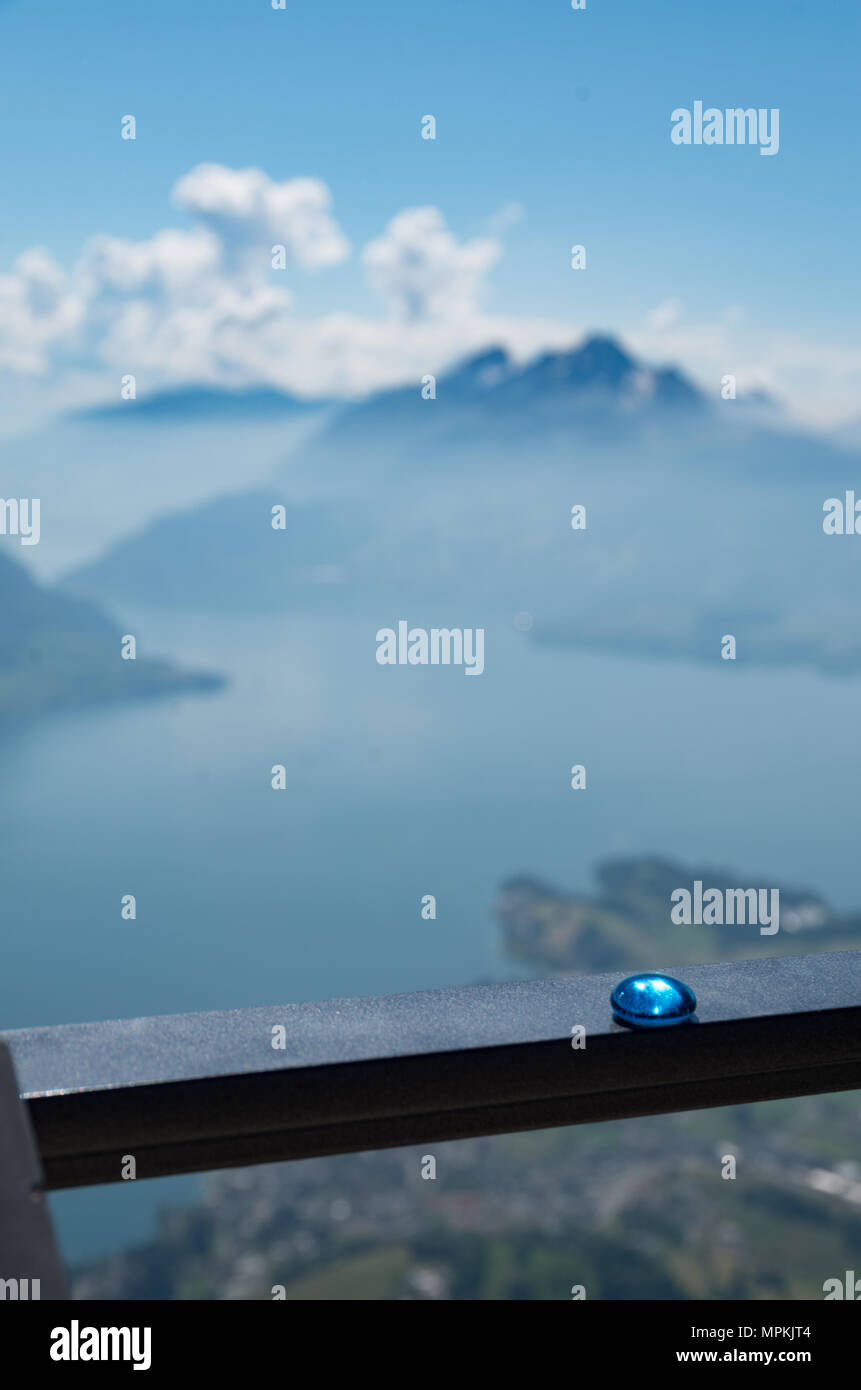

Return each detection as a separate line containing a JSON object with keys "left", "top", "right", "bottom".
{"left": 0, "top": 0, "right": 859, "bottom": 1296}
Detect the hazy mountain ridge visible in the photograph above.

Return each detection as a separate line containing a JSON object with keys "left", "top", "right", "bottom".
{"left": 0, "top": 546, "right": 223, "bottom": 718}
{"left": 61, "top": 332, "right": 861, "bottom": 675}
{"left": 284, "top": 335, "right": 708, "bottom": 468}
{"left": 76, "top": 385, "right": 327, "bottom": 423}
{"left": 66, "top": 492, "right": 360, "bottom": 613}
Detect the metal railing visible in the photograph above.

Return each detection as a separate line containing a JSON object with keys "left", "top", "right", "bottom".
{"left": 2, "top": 947, "right": 861, "bottom": 1298}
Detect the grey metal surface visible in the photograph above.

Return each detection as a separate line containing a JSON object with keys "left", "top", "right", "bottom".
{"left": 2, "top": 950, "right": 861, "bottom": 1189}
{"left": 0, "top": 1044, "right": 67, "bottom": 1298}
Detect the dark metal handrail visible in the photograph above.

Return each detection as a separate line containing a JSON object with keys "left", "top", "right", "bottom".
{"left": 3, "top": 949, "right": 861, "bottom": 1192}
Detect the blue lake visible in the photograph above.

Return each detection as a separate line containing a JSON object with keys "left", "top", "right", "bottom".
{"left": 2, "top": 603, "right": 858, "bottom": 1261}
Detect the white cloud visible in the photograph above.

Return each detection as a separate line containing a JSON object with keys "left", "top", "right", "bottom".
{"left": 487, "top": 202, "right": 525, "bottom": 236}
{"left": 362, "top": 206, "right": 501, "bottom": 320}
{"left": 646, "top": 298, "right": 683, "bottom": 332}
{"left": 0, "top": 168, "right": 517, "bottom": 407}
{"left": 79, "top": 227, "right": 222, "bottom": 301}
{"left": 172, "top": 164, "right": 350, "bottom": 270}
{"left": 0, "top": 166, "right": 859, "bottom": 430}
{"left": 631, "top": 302, "right": 861, "bottom": 424}
{"left": 0, "top": 249, "right": 81, "bottom": 373}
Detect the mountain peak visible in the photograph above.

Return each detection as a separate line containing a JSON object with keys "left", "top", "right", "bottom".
{"left": 74, "top": 385, "right": 324, "bottom": 423}
{"left": 445, "top": 345, "right": 512, "bottom": 392}
{"left": 491, "top": 333, "right": 703, "bottom": 411}
{"left": 524, "top": 335, "right": 636, "bottom": 388}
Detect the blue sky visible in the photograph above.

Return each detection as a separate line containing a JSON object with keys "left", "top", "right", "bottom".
{"left": 0, "top": 0, "right": 858, "bottom": 421}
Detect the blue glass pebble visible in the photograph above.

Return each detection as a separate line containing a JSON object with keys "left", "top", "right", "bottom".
{"left": 610, "top": 973, "right": 696, "bottom": 1028}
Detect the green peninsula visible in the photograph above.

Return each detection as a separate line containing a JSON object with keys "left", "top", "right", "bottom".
{"left": 496, "top": 856, "right": 860, "bottom": 973}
